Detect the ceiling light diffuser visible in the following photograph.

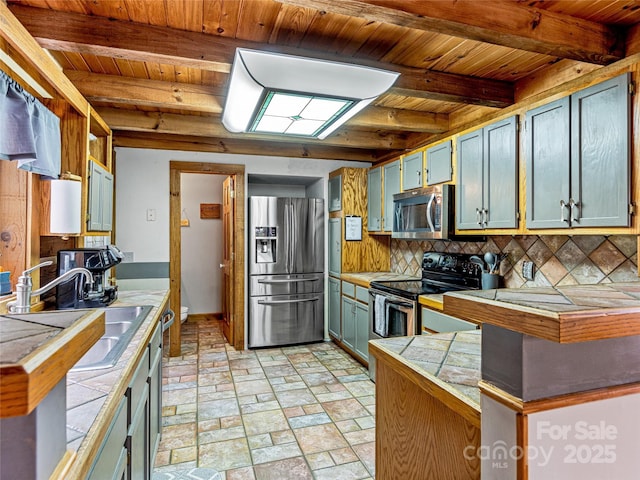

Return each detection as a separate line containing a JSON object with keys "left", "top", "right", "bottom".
{"left": 222, "top": 48, "right": 400, "bottom": 139}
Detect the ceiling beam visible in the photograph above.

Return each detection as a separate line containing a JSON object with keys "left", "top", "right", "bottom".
{"left": 278, "top": 0, "right": 625, "bottom": 65}
{"left": 66, "top": 70, "right": 449, "bottom": 133}
{"left": 10, "top": 4, "right": 514, "bottom": 108}
{"left": 96, "top": 107, "right": 411, "bottom": 150}
{"left": 112, "top": 131, "right": 383, "bottom": 162}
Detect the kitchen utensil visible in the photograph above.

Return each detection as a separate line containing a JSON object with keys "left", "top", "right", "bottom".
{"left": 470, "top": 255, "right": 486, "bottom": 272}
{"left": 484, "top": 252, "right": 496, "bottom": 273}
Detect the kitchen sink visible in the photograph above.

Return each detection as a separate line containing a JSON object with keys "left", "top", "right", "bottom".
{"left": 71, "top": 305, "right": 153, "bottom": 371}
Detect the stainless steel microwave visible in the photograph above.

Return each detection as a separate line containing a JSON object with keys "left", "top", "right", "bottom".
{"left": 392, "top": 185, "right": 453, "bottom": 240}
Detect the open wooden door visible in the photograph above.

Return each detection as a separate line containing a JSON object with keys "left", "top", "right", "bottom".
{"left": 221, "top": 175, "right": 235, "bottom": 345}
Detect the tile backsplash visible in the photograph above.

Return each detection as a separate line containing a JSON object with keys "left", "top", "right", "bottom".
{"left": 391, "top": 235, "right": 639, "bottom": 288}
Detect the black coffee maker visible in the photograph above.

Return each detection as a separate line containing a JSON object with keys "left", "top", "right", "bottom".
{"left": 56, "top": 246, "right": 123, "bottom": 309}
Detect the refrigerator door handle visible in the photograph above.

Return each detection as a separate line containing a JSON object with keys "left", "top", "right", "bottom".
{"left": 289, "top": 202, "right": 295, "bottom": 274}
{"left": 258, "top": 278, "right": 319, "bottom": 284}
{"left": 258, "top": 297, "right": 321, "bottom": 306}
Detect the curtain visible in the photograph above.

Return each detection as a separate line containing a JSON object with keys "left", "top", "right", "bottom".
{"left": 0, "top": 69, "right": 61, "bottom": 178}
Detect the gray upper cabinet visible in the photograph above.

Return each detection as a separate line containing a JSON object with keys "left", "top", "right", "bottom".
{"left": 383, "top": 160, "right": 401, "bottom": 232}
{"left": 87, "top": 160, "right": 114, "bottom": 232}
{"left": 426, "top": 140, "right": 452, "bottom": 185}
{"left": 484, "top": 116, "right": 519, "bottom": 229}
{"left": 526, "top": 73, "right": 630, "bottom": 229}
{"left": 367, "top": 167, "right": 382, "bottom": 231}
{"left": 328, "top": 175, "right": 342, "bottom": 212}
{"left": 401, "top": 151, "right": 423, "bottom": 191}
{"left": 525, "top": 98, "right": 571, "bottom": 229}
{"left": 457, "top": 130, "right": 484, "bottom": 230}
{"left": 457, "top": 116, "right": 518, "bottom": 230}
{"left": 570, "top": 73, "right": 630, "bottom": 227}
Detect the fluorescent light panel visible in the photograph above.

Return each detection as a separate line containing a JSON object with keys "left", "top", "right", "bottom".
{"left": 222, "top": 48, "right": 400, "bottom": 139}
{"left": 251, "top": 92, "right": 354, "bottom": 137}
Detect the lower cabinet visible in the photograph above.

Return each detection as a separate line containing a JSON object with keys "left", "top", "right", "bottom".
{"left": 87, "top": 319, "right": 163, "bottom": 480}
{"left": 340, "top": 281, "right": 370, "bottom": 364}
{"left": 328, "top": 276, "right": 341, "bottom": 340}
{"left": 88, "top": 396, "right": 128, "bottom": 480}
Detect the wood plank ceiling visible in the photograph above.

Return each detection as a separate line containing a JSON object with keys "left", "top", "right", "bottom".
{"left": 6, "top": 0, "right": 640, "bottom": 163}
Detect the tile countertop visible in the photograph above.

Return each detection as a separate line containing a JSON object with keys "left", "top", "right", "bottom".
{"left": 340, "top": 272, "right": 420, "bottom": 288}
{"left": 369, "top": 331, "right": 481, "bottom": 425}
{"left": 64, "top": 290, "right": 170, "bottom": 476}
{"left": 444, "top": 283, "right": 640, "bottom": 343}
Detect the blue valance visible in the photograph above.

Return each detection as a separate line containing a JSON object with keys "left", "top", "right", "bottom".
{"left": 0, "top": 69, "right": 61, "bottom": 178}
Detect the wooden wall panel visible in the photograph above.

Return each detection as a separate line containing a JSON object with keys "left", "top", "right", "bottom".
{"left": 376, "top": 358, "right": 481, "bottom": 480}
{"left": 0, "top": 162, "right": 28, "bottom": 291}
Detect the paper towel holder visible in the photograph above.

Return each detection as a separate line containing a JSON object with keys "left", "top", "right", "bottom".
{"left": 47, "top": 177, "right": 82, "bottom": 237}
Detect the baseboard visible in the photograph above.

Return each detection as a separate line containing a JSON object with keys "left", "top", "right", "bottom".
{"left": 186, "top": 312, "right": 223, "bottom": 322}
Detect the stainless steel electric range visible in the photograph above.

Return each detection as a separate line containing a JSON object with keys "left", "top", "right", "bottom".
{"left": 368, "top": 251, "right": 483, "bottom": 380}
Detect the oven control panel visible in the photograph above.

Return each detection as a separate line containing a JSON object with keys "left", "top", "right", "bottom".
{"left": 422, "top": 252, "right": 484, "bottom": 278}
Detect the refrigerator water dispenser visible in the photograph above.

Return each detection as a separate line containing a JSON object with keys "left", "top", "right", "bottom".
{"left": 255, "top": 226, "right": 277, "bottom": 263}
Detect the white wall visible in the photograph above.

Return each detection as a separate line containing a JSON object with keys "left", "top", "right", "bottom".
{"left": 114, "top": 147, "right": 369, "bottom": 345}
{"left": 180, "top": 173, "right": 224, "bottom": 314}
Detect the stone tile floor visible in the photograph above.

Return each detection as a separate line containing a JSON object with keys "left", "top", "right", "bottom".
{"left": 153, "top": 318, "right": 376, "bottom": 480}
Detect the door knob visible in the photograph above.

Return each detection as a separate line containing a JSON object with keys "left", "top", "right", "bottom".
{"left": 219, "top": 263, "right": 225, "bottom": 268}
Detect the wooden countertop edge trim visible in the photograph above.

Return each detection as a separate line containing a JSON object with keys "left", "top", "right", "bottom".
{"left": 479, "top": 380, "right": 640, "bottom": 415}
{"left": 445, "top": 293, "right": 640, "bottom": 343}
{"left": 369, "top": 341, "right": 481, "bottom": 428}
{"left": 0, "top": 310, "right": 105, "bottom": 418}
{"left": 50, "top": 450, "right": 76, "bottom": 480}
{"left": 418, "top": 295, "right": 444, "bottom": 311}
{"left": 66, "top": 292, "right": 170, "bottom": 479}
{"left": 444, "top": 293, "right": 563, "bottom": 342}
{"left": 338, "top": 274, "right": 371, "bottom": 288}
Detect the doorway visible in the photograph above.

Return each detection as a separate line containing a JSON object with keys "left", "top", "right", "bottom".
{"left": 169, "top": 161, "right": 245, "bottom": 356}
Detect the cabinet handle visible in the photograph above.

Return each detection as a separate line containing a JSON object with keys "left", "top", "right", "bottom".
{"left": 482, "top": 208, "right": 488, "bottom": 228}
{"left": 569, "top": 198, "right": 580, "bottom": 223}
{"left": 560, "top": 200, "right": 569, "bottom": 223}
{"left": 476, "top": 208, "right": 482, "bottom": 225}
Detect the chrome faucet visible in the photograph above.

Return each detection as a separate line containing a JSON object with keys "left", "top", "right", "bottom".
{"left": 7, "top": 261, "right": 93, "bottom": 313}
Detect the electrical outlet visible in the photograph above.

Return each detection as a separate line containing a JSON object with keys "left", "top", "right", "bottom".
{"left": 146, "top": 208, "right": 156, "bottom": 221}
{"left": 522, "top": 261, "right": 536, "bottom": 281}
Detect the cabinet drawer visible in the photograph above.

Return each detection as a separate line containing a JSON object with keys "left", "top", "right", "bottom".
{"left": 422, "top": 307, "right": 478, "bottom": 333}
{"left": 355, "top": 286, "right": 369, "bottom": 303}
{"left": 341, "top": 281, "right": 355, "bottom": 298}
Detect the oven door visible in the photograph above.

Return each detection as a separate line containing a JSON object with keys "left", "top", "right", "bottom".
{"left": 369, "top": 289, "right": 416, "bottom": 339}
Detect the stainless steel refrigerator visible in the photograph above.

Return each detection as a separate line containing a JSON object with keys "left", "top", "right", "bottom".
{"left": 248, "top": 196, "right": 324, "bottom": 348}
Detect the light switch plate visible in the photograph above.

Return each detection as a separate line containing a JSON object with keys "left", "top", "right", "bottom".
{"left": 522, "top": 261, "right": 535, "bottom": 281}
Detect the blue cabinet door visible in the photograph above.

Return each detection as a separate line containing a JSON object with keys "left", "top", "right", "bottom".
{"left": 341, "top": 296, "right": 356, "bottom": 351}
{"left": 367, "top": 167, "right": 382, "bottom": 231}
{"left": 426, "top": 140, "right": 452, "bottom": 185}
{"left": 456, "top": 129, "right": 484, "bottom": 230}
{"left": 484, "top": 116, "right": 518, "bottom": 229}
{"left": 328, "top": 218, "right": 341, "bottom": 276}
{"left": 525, "top": 97, "right": 571, "bottom": 229}
{"left": 402, "top": 151, "right": 423, "bottom": 190}
{"left": 570, "top": 73, "right": 630, "bottom": 227}
{"left": 328, "top": 277, "right": 341, "bottom": 340}
{"left": 383, "top": 160, "right": 401, "bottom": 232}
{"left": 354, "top": 301, "right": 369, "bottom": 362}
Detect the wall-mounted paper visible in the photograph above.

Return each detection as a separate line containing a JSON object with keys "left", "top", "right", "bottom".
{"left": 50, "top": 179, "right": 81, "bottom": 234}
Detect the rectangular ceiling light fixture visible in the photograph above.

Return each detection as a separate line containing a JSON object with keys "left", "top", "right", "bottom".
{"left": 222, "top": 48, "right": 400, "bottom": 139}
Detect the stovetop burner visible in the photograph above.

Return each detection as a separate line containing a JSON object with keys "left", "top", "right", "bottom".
{"left": 370, "top": 252, "right": 483, "bottom": 300}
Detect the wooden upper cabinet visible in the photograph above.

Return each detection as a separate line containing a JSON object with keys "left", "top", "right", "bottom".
{"left": 526, "top": 73, "right": 631, "bottom": 229}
